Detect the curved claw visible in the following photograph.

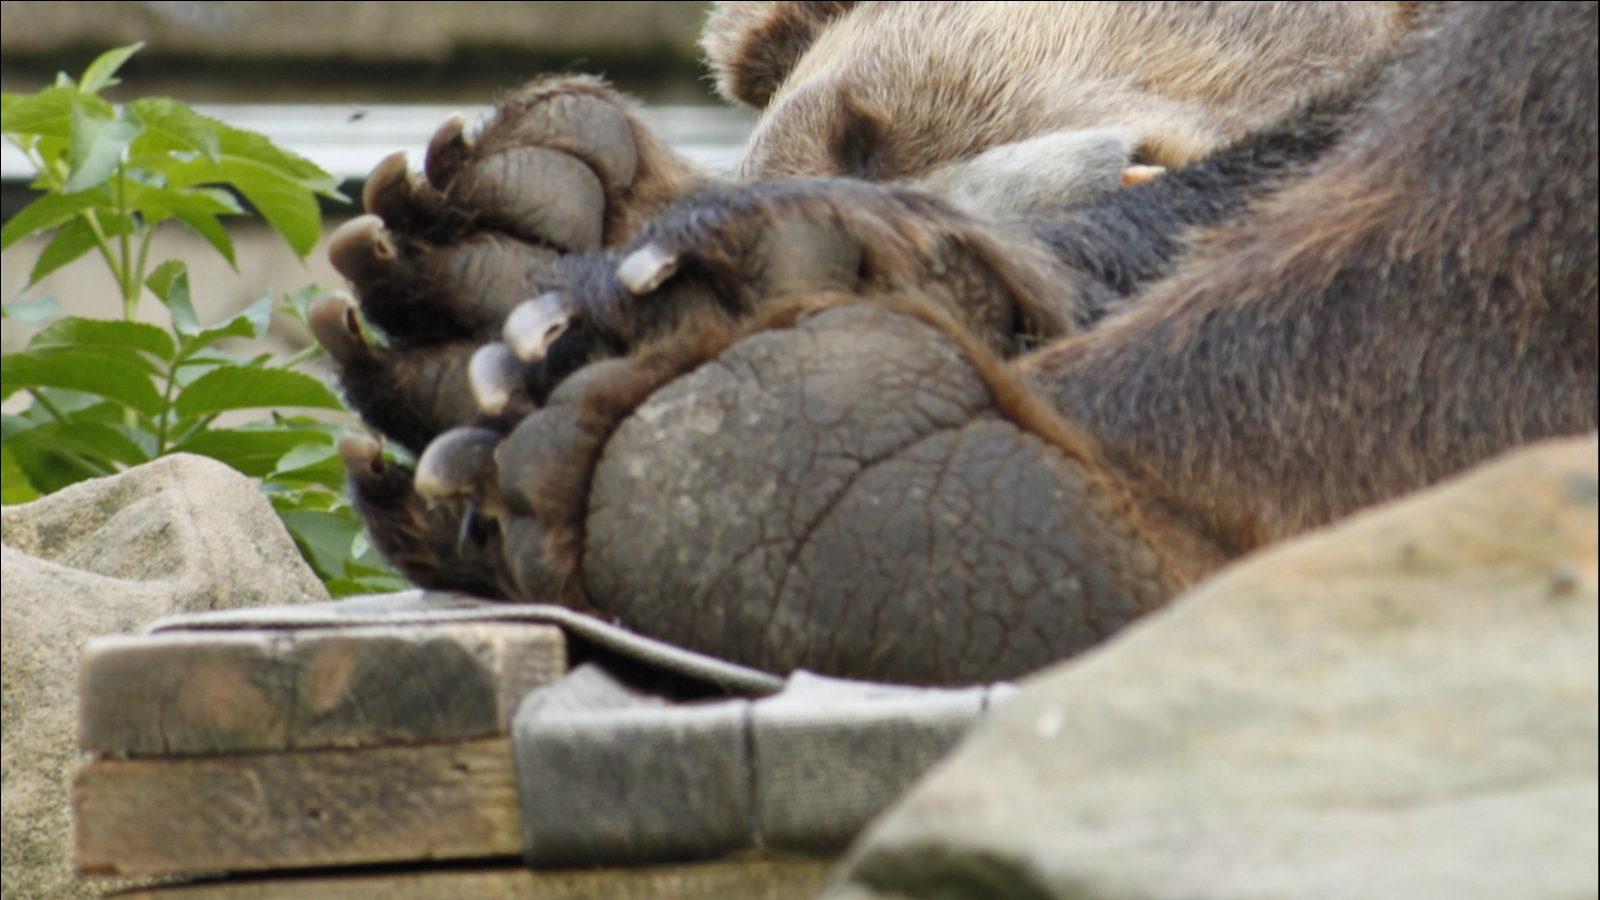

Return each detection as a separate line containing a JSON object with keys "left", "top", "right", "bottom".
{"left": 504, "top": 293, "right": 574, "bottom": 362}
{"left": 308, "top": 292, "right": 369, "bottom": 365}
{"left": 425, "top": 113, "right": 474, "bottom": 187}
{"left": 337, "top": 432, "right": 385, "bottom": 480}
{"left": 327, "top": 215, "right": 399, "bottom": 284}
{"left": 414, "top": 426, "right": 503, "bottom": 506}
{"left": 616, "top": 243, "right": 681, "bottom": 295}
{"left": 469, "top": 342, "right": 524, "bottom": 415}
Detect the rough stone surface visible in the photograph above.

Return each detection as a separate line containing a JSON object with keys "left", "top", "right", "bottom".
{"left": 827, "top": 433, "right": 1600, "bottom": 900}
{"left": 2, "top": 454, "right": 328, "bottom": 900}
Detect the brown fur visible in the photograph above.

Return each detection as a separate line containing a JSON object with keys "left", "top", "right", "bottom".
{"left": 710, "top": 1, "right": 1418, "bottom": 181}
{"left": 1023, "top": 0, "right": 1599, "bottom": 556}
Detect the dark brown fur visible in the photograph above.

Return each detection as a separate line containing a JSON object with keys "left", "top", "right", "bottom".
{"left": 1025, "top": 0, "right": 1599, "bottom": 555}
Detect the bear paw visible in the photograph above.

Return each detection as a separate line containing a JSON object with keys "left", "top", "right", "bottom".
{"left": 313, "top": 76, "right": 709, "bottom": 453}
{"left": 415, "top": 302, "right": 1180, "bottom": 684}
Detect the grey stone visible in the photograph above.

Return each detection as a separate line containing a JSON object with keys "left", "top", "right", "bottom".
{"left": 829, "top": 434, "right": 1600, "bottom": 900}
{"left": 2, "top": 454, "right": 327, "bottom": 900}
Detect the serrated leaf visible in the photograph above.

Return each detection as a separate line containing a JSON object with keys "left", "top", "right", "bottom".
{"left": 64, "top": 102, "right": 142, "bottom": 193}
{"left": 173, "top": 366, "right": 343, "bottom": 417}
{"left": 1, "top": 350, "right": 163, "bottom": 414}
{"left": 27, "top": 316, "right": 176, "bottom": 361}
{"left": 8, "top": 419, "right": 150, "bottom": 468}
{"left": 126, "top": 182, "right": 241, "bottom": 266}
{"left": 212, "top": 120, "right": 342, "bottom": 195}
{"left": 172, "top": 428, "right": 331, "bottom": 477}
{"left": 3, "top": 295, "right": 64, "bottom": 324}
{"left": 0, "top": 186, "right": 110, "bottom": 249}
{"left": 1, "top": 86, "right": 93, "bottom": 139}
{"left": 146, "top": 260, "right": 201, "bottom": 335}
{"left": 218, "top": 157, "right": 322, "bottom": 256}
{"left": 27, "top": 217, "right": 101, "bottom": 284}
{"left": 79, "top": 43, "right": 145, "bottom": 95}
{"left": 128, "top": 96, "right": 220, "bottom": 162}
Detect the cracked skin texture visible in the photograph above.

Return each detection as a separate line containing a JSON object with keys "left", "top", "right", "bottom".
{"left": 317, "top": 4, "right": 1598, "bottom": 687}
{"left": 585, "top": 306, "right": 1170, "bottom": 683}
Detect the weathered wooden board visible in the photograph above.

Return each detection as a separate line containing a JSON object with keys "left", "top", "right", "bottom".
{"left": 104, "top": 858, "right": 835, "bottom": 900}
{"left": 75, "top": 738, "right": 520, "bottom": 878}
{"left": 80, "top": 624, "right": 565, "bottom": 756}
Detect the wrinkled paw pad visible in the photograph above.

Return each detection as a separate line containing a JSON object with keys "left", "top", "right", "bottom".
{"left": 578, "top": 305, "right": 1173, "bottom": 684}
{"left": 409, "top": 320, "right": 742, "bottom": 606}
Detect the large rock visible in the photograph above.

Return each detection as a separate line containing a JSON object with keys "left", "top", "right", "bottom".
{"left": 828, "top": 434, "right": 1599, "bottom": 900}
{"left": 2, "top": 454, "right": 329, "bottom": 900}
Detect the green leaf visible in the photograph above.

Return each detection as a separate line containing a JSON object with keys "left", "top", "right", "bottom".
{"left": 1, "top": 86, "right": 92, "bottom": 139}
{"left": 173, "top": 366, "right": 344, "bottom": 418}
{"left": 64, "top": 102, "right": 143, "bottom": 193}
{"left": 28, "top": 317, "right": 176, "bottom": 361}
{"left": 276, "top": 508, "right": 362, "bottom": 579}
{"left": 217, "top": 157, "right": 322, "bottom": 256}
{"left": 27, "top": 216, "right": 101, "bottom": 284}
{"left": 8, "top": 419, "right": 150, "bottom": 468}
{"left": 279, "top": 284, "right": 323, "bottom": 326}
{"left": 4, "top": 439, "right": 106, "bottom": 495}
{"left": 146, "top": 260, "right": 201, "bottom": 335}
{"left": 125, "top": 183, "right": 241, "bottom": 266}
{"left": 0, "top": 186, "right": 109, "bottom": 249}
{"left": 1, "top": 350, "right": 163, "bottom": 414}
{"left": 213, "top": 121, "right": 342, "bottom": 195}
{"left": 128, "top": 96, "right": 220, "bottom": 162}
{"left": 2, "top": 413, "right": 36, "bottom": 442}
{"left": 79, "top": 43, "right": 145, "bottom": 95}
{"left": 266, "top": 441, "right": 348, "bottom": 488}
{"left": 3, "top": 295, "right": 64, "bottom": 324}
{"left": 172, "top": 428, "right": 331, "bottom": 478}
{"left": 1, "top": 445, "right": 42, "bottom": 504}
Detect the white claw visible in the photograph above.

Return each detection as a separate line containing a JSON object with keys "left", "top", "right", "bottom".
{"left": 469, "top": 342, "right": 521, "bottom": 415}
{"left": 503, "top": 293, "right": 572, "bottom": 362}
{"left": 1121, "top": 164, "right": 1167, "bottom": 186}
{"left": 414, "top": 427, "right": 501, "bottom": 505}
{"left": 616, "top": 243, "right": 680, "bottom": 295}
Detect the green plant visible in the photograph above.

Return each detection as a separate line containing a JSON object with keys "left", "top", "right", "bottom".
{"left": 1, "top": 44, "right": 408, "bottom": 596}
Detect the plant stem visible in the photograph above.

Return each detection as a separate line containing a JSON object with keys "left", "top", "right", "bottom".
{"left": 114, "top": 166, "right": 138, "bottom": 319}
{"left": 277, "top": 343, "right": 325, "bottom": 369}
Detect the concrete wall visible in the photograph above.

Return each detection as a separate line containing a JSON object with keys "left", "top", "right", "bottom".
{"left": 1, "top": 1, "right": 710, "bottom": 63}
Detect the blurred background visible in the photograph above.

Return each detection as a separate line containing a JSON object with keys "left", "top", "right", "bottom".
{"left": 1, "top": 0, "right": 753, "bottom": 361}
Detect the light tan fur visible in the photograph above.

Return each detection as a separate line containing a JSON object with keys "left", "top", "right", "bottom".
{"left": 707, "top": 2, "right": 1417, "bottom": 211}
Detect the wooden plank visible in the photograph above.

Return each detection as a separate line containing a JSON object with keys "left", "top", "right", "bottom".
{"left": 105, "top": 858, "right": 836, "bottom": 900}
{"left": 75, "top": 738, "right": 520, "bottom": 878}
{"left": 80, "top": 624, "right": 565, "bottom": 756}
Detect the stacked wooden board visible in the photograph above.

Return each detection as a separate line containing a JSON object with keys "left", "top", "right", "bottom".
{"left": 74, "top": 622, "right": 832, "bottom": 899}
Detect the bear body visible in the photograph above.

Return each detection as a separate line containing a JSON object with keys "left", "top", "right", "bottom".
{"left": 315, "top": 2, "right": 1598, "bottom": 683}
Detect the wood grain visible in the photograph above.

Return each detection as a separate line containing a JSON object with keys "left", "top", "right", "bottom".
{"left": 80, "top": 624, "right": 565, "bottom": 756}
{"left": 75, "top": 738, "right": 520, "bottom": 878}
{"left": 105, "top": 858, "right": 836, "bottom": 900}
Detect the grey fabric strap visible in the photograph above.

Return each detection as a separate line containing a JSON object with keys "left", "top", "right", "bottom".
{"left": 515, "top": 666, "right": 1014, "bottom": 865}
